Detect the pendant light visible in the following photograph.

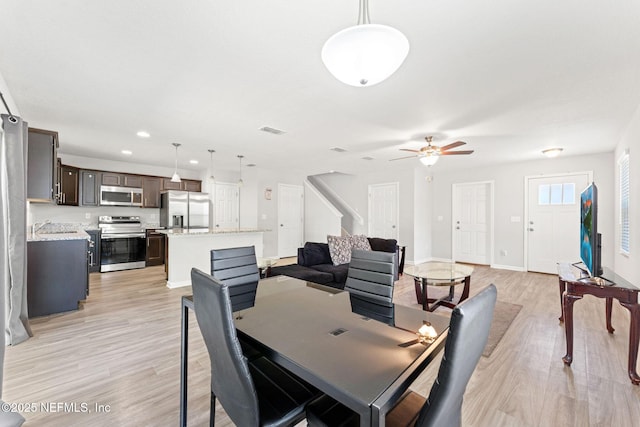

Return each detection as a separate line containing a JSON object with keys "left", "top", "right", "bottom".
{"left": 208, "top": 149, "right": 216, "bottom": 181}
{"left": 237, "top": 155, "right": 244, "bottom": 187}
{"left": 170, "top": 143, "right": 182, "bottom": 183}
{"left": 322, "top": 0, "right": 409, "bottom": 87}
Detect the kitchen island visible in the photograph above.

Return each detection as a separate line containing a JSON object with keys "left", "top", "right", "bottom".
{"left": 160, "top": 228, "right": 266, "bottom": 288}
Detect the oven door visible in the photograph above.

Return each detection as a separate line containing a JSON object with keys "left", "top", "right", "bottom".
{"left": 100, "top": 234, "right": 147, "bottom": 272}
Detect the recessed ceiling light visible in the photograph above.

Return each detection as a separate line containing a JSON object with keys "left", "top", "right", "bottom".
{"left": 136, "top": 131, "right": 151, "bottom": 138}
{"left": 542, "top": 148, "right": 563, "bottom": 158}
{"left": 121, "top": 150, "right": 133, "bottom": 155}
{"left": 189, "top": 160, "right": 198, "bottom": 164}
{"left": 330, "top": 147, "right": 347, "bottom": 152}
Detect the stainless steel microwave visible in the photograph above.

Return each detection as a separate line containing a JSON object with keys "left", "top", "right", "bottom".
{"left": 100, "top": 185, "right": 143, "bottom": 207}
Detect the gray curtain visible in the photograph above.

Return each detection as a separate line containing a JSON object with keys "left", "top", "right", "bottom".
{"left": 0, "top": 113, "right": 29, "bottom": 427}
{"left": 1, "top": 114, "right": 31, "bottom": 348}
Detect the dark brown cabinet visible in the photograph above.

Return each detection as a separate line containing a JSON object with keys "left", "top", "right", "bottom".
{"left": 27, "top": 128, "right": 59, "bottom": 202}
{"left": 101, "top": 172, "right": 121, "bottom": 186}
{"left": 58, "top": 163, "right": 79, "bottom": 206}
{"left": 142, "top": 177, "right": 161, "bottom": 208}
{"left": 123, "top": 174, "right": 143, "bottom": 188}
{"left": 80, "top": 170, "right": 100, "bottom": 206}
{"left": 146, "top": 229, "right": 165, "bottom": 266}
{"left": 162, "top": 178, "right": 201, "bottom": 192}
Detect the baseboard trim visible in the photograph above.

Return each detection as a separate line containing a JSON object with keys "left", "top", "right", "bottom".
{"left": 490, "top": 264, "right": 525, "bottom": 272}
{"left": 166, "top": 280, "right": 191, "bottom": 289}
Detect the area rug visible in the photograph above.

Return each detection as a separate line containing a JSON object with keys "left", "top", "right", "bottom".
{"left": 482, "top": 300, "right": 523, "bottom": 357}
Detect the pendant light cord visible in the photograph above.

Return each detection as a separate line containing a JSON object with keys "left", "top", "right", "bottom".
{"left": 357, "top": 0, "right": 370, "bottom": 25}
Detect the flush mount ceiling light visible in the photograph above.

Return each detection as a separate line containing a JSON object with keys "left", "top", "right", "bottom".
{"left": 121, "top": 150, "right": 132, "bottom": 155}
{"left": 171, "top": 143, "right": 182, "bottom": 183}
{"left": 136, "top": 131, "right": 150, "bottom": 138}
{"left": 542, "top": 147, "right": 563, "bottom": 158}
{"left": 237, "top": 155, "right": 244, "bottom": 187}
{"left": 322, "top": 0, "right": 409, "bottom": 87}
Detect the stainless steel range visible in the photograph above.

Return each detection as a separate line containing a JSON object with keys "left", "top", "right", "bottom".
{"left": 98, "top": 215, "right": 146, "bottom": 272}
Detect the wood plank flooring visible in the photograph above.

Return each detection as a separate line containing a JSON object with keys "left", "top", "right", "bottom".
{"left": 4, "top": 264, "right": 639, "bottom": 426}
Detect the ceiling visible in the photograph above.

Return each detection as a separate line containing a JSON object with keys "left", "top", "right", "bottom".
{"left": 2, "top": 1, "right": 640, "bottom": 176}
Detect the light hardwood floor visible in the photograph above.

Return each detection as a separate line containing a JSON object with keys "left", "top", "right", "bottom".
{"left": 4, "top": 264, "right": 639, "bottom": 426}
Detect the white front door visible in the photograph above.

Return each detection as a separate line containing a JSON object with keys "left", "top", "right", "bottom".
{"left": 452, "top": 182, "right": 492, "bottom": 264}
{"left": 368, "top": 183, "right": 399, "bottom": 240}
{"left": 526, "top": 173, "right": 590, "bottom": 273}
{"left": 278, "top": 184, "right": 304, "bottom": 258}
{"left": 214, "top": 182, "right": 239, "bottom": 230}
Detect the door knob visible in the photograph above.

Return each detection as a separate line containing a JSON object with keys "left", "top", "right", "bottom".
{"left": 392, "top": 225, "right": 396, "bottom": 229}
{"left": 280, "top": 224, "right": 284, "bottom": 227}
{"left": 529, "top": 228, "right": 534, "bottom": 231}
{"left": 456, "top": 226, "right": 460, "bottom": 230}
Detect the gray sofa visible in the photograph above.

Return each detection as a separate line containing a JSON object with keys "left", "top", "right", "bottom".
{"left": 269, "top": 238, "right": 405, "bottom": 289}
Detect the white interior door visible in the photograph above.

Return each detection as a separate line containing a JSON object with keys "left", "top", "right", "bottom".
{"left": 526, "top": 173, "right": 590, "bottom": 273}
{"left": 214, "top": 182, "right": 239, "bottom": 230}
{"left": 452, "top": 182, "right": 492, "bottom": 264}
{"left": 278, "top": 184, "right": 304, "bottom": 258}
{"left": 368, "top": 183, "right": 399, "bottom": 240}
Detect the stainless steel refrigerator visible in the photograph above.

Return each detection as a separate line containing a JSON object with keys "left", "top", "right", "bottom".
{"left": 160, "top": 191, "right": 210, "bottom": 229}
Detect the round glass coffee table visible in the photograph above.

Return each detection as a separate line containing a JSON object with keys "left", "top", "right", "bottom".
{"left": 404, "top": 262, "right": 474, "bottom": 312}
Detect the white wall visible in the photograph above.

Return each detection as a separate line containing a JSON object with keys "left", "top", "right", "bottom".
{"left": 614, "top": 104, "right": 640, "bottom": 283}
{"left": 430, "top": 153, "right": 614, "bottom": 270}
{"left": 413, "top": 169, "right": 432, "bottom": 264}
{"left": 304, "top": 180, "right": 342, "bottom": 243}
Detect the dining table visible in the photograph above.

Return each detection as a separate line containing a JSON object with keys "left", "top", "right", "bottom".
{"left": 180, "top": 275, "right": 451, "bottom": 427}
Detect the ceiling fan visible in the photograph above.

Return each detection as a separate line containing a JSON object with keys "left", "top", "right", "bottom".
{"left": 390, "top": 136, "right": 474, "bottom": 166}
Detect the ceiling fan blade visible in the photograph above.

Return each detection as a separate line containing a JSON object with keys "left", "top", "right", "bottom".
{"left": 389, "top": 155, "right": 418, "bottom": 161}
{"left": 399, "top": 148, "right": 422, "bottom": 153}
{"left": 440, "top": 141, "right": 466, "bottom": 151}
{"left": 440, "top": 150, "right": 474, "bottom": 155}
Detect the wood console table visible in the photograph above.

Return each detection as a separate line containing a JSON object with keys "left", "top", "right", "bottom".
{"left": 557, "top": 263, "right": 640, "bottom": 385}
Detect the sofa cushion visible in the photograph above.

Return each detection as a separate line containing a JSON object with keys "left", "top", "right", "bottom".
{"left": 327, "top": 235, "right": 352, "bottom": 265}
{"left": 368, "top": 237, "right": 398, "bottom": 253}
{"left": 269, "top": 265, "right": 335, "bottom": 285}
{"left": 312, "top": 263, "right": 349, "bottom": 286}
{"left": 303, "top": 242, "right": 332, "bottom": 266}
{"left": 350, "top": 234, "right": 372, "bottom": 251}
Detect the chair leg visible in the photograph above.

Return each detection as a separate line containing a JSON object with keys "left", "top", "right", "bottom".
{"left": 210, "top": 392, "right": 216, "bottom": 427}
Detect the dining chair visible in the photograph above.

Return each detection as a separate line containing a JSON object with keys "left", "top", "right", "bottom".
{"left": 306, "top": 283, "right": 498, "bottom": 427}
{"left": 210, "top": 246, "right": 260, "bottom": 311}
{"left": 344, "top": 249, "right": 396, "bottom": 324}
{"left": 191, "top": 268, "right": 319, "bottom": 426}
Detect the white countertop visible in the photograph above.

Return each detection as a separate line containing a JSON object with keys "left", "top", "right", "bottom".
{"left": 159, "top": 228, "right": 268, "bottom": 237}
{"left": 27, "top": 230, "right": 91, "bottom": 242}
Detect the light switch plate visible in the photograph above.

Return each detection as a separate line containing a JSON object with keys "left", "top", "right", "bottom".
{"left": 510, "top": 216, "right": 521, "bottom": 223}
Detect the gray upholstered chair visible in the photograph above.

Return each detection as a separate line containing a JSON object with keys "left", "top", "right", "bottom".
{"left": 191, "top": 268, "right": 319, "bottom": 426}
{"left": 210, "top": 246, "right": 260, "bottom": 311}
{"left": 306, "top": 284, "right": 498, "bottom": 427}
{"left": 344, "top": 249, "right": 396, "bottom": 324}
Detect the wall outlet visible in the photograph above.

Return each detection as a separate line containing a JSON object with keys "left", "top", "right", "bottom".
{"left": 85, "top": 213, "right": 91, "bottom": 219}
{"left": 500, "top": 249, "right": 508, "bottom": 256}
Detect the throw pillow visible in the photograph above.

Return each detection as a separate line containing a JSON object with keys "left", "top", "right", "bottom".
{"left": 303, "top": 242, "right": 331, "bottom": 266}
{"left": 327, "top": 235, "right": 351, "bottom": 266}
{"left": 350, "top": 234, "right": 372, "bottom": 251}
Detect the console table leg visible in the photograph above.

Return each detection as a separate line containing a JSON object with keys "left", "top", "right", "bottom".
{"left": 421, "top": 279, "right": 430, "bottom": 311}
{"left": 620, "top": 302, "right": 640, "bottom": 385}
{"left": 558, "top": 278, "right": 566, "bottom": 322}
{"left": 606, "top": 297, "right": 615, "bottom": 334}
{"left": 414, "top": 277, "right": 423, "bottom": 305}
{"left": 562, "top": 293, "right": 582, "bottom": 366}
{"left": 460, "top": 276, "right": 470, "bottom": 303}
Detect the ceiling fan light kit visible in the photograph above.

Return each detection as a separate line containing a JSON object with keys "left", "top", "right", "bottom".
{"left": 322, "top": 0, "right": 409, "bottom": 87}
{"left": 391, "top": 136, "right": 474, "bottom": 166}
{"left": 419, "top": 155, "right": 439, "bottom": 167}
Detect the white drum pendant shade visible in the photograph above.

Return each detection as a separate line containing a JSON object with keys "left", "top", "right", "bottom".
{"left": 322, "top": 24, "right": 409, "bottom": 87}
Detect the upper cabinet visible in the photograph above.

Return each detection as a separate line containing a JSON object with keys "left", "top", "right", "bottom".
{"left": 58, "top": 162, "right": 79, "bottom": 206}
{"left": 162, "top": 178, "right": 201, "bottom": 192}
{"left": 27, "top": 128, "right": 59, "bottom": 202}
{"left": 142, "top": 177, "right": 161, "bottom": 208}
{"left": 101, "top": 172, "right": 143, "bottom": 188}
{"left": 80, "top": 170, "right": 100, "bottom": 206}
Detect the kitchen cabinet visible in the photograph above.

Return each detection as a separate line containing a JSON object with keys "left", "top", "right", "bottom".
{"left": 102, "top": 172, "right": 143, "bottom": 188}
{"left": 58, "top": 163, "right": 79, "bottom": 206}
{"left": 183, "top": 179, "right": 202, "bottom": 192}
{"left": 80, "top": 170, "right": 100, "bottom": 206}
{"left": 162, "top": 178, "right": 201, "bottom": 192}
{"left": 27, "top": 127, "right": 59, "bottom": 202}
{"left": 86, "top": 229, "right": 101, "bottom": 273}
{"left": 146, "top": 229, "right": 165, "bottom": 266}
{"left": 27, "top": 239, "right": 89, "bottom": 317}
{"left": 142, "top": 176, "right": 161, "bottom": 208}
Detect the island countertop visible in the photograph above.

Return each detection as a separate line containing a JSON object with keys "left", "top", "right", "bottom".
{"left": 159, "top": 228, "right": 269, "bottom": 237}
